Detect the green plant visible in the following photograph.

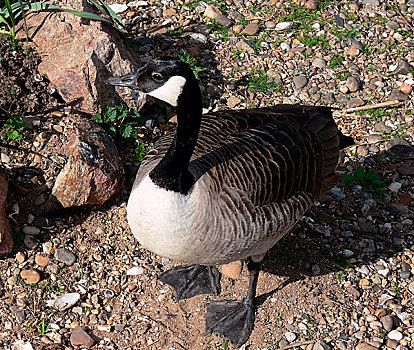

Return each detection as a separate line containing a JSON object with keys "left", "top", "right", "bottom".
{"left": 328, "top": 54, "right": 344, "bottom": 68}
{"left": 91, "top": 105, "right": 145, "bottom": 141}
{"left": 1, "top": 108, "right": 27, "bottom": 141}
{"left": 135, "top": 143, "right": 147, "bottom": 162}
{"left": 35, "top": 319, "right": 50, "bottom": 336}
{"left": 0, "top": 0, "right": 124, "bottom": 46}
{"left": 178, "top": 50, "right": 207, "bottom": 79}
{"left": 341, "top": 167, "right": 391, "bottom": 202}
{"left": 248, "top": 69, "right": 283, "bottom": 94}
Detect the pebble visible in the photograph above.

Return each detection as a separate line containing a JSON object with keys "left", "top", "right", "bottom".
{"left": 389, "top": 89, "right": 408, "bottom": 101}
{"left": 346, "top": 76, "right": 361, "bottom": 92}
{"left": 394, "top": 60, "right": 412, "bottom": 75}
{"left": 227, "top": 96, "right": 241, "bottom": 108}
{"left": 381, "top": 315, "right": 394, "bottom": 331}
{"left": 20, "top": 270, "right": 40, "bottom": 284}
{"left": 367, "top": 134, "right": 384, "bottom": 144}
{"left": 388, "top": 330, "right": 403, "bottom": 341}
{"left": 388, "top": 182, "right": 402, "bottom": 192}
{"left": 312, "top": 57, "right": 327, "bottom": 68}
{"left": 127, "top": 266, "right": 144, "bottom": 275}
{"left": 400, "top": 83, "right": 413, "bottom": 94}
{"left": 54, "top": 248, "right": 76, "bottom": 265}
{"left": 347, "top": 97, "right": 365, "bottom": 108}
{"left": 22, "top": 225, "right": 41, "bottom": 236}
{"left": 285, "top": 331, "right": 296, "bottom": 342}
{"left": 355, "top": 343, "right": 378, "bottom": 350}
{"left": 16, "top": 251, "right": 26, "bottom": 263}
{"left": 108, "top": 4, "right": 128, "bottom": 13}
{"left": 11, "top": 340, "right": 34, "bottom": 350}
{"left": 221, "top": 260, "right": 242, "bottom": 279}
{"left": 305, "top": 0, "right": 318, "bottom": 10}
{"left": 242, "top": 23, "right": 259, "bottom": 36}
{"left": 52, "top": 293, "right": 81, "bottom": 311}
{"left": 70, "top": 326, "right": 95, "bottom": 348}
{"left": 35, "top": 253, "right": 49, "bottom": 267}
{"left": 293, "top": 75, "right": 308, "bottom": 89}
{"left": 275, "top": 22, "right": 294, "bottom": 31}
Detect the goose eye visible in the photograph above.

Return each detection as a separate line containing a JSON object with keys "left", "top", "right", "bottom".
{"left": 152, "top": 72, "right": 164, "bottom": 82}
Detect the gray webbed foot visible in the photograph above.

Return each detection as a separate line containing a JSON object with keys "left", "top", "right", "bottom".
{"left": 159, "top": 264, "right": 220, "bottom": 300}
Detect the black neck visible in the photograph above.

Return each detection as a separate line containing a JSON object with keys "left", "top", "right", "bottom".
{"left": 149, "top": 77, "right": 202, "bottom": 194}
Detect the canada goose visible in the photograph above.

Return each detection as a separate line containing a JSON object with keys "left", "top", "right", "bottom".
{"left": 108, "top": 57, "right": 353, "bottom": 346}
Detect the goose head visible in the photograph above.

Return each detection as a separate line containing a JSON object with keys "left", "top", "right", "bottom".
{"left": 107, "top": 57, "right": 199, "bottom": 108}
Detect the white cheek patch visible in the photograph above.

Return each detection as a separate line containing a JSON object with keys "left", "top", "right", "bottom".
{"left": 147, "top": 76, "right": 187, "bottom": 107}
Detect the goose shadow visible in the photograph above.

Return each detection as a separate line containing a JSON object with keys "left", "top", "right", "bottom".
{"left": 252, "top": 141, "right": 414, "bottom": 305}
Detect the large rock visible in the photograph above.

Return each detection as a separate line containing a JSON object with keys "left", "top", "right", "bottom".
{"left": 17, "top": 0, "right": 140, "bottom": 114}
{"left": 40, "top": 116, "right": 124, "bottom": 213}
{"left": 0, "top": 168, "right": 13, "bottom": 256}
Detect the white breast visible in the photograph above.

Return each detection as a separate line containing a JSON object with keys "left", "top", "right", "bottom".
{"left": 127, "top": 175, "right": 198, "bottom": 260}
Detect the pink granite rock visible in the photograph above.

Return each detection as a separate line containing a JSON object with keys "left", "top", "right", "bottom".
{"left": 17, "top": 0, "right": 140, "bottom": 114}
{"left": 0, "top": 168, "right": 13, "bottom": 256}
{"left": 40, "top": 116, "right": 124, "bottom": 213}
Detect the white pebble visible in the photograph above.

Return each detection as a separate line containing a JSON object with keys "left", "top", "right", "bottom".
{"left": 275, "top": 22, "right": 294, "bottom": 31}
{"left": 388, "top": 182, "right": 402, "bottom": 192}
{"left": 127, "top": 266, "right": 144, "bottom": 275}
{"left": 108, "top": 4, "right": 128, "bottom": 13}
{"left": 388, "top": 330, "right": 403, "bottom": 341}
{"left": 285, "top": 331, "right": 296, "bottom": 342}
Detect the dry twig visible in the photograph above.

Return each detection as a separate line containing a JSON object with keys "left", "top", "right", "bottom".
{"left": 279, "top": 340, "right": 314, "bottom": 349}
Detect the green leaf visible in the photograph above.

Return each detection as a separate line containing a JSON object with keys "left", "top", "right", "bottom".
{"left": 25, "top": 2, "right": 114, "bottom": 24}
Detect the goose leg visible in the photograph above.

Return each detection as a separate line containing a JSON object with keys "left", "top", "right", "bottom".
{"left": 205, "top": 260, "right": 259, "bottom": 346}
{"left": 159, "top": 264, "right": 221, "bottom": 300}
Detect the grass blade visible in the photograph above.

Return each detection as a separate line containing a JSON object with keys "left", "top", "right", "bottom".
{"left": 17, "top": 0, "right": 29, "bottom": 45}
{"left": 95, "top": 0, "right": 124, "bottom": 27}
{"left": 25, "top": 2, "right": 115, "bottom": 25}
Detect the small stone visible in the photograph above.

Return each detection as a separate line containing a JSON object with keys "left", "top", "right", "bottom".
{"left": 216, "top": 15, "right": 232, "bottom": 28}
{"left": 386, "top": 21, "right": 400, "bottom": 30}
{"left": 293, "top": 75, "right": 308, "bottom": 89}
{"left": 373, "top": 123, "right": 392, "bottom": 133}
{"left": 285, "top": 331, "right": 296, "bottom": 342}
{"left": 393, "top": 60, "right": 412, "bottom": 75}
{"left": 52, "top": 293, "right": 81, "bottom": 311}
{"left": 362, "top": 0, "right": 380, "bottom": 6}
{"left": 23, "top": 235, "right": 37, "bottom": 250}
{"left": 108, "top": 3, "right": 128, "bottom": 13}
{"left": 70, "top": 326, "right": 95, "bottom": 348}
{"left": 386, "top": 339, "right": 399, "bottom": 349}
{"left": 275, "top": 22, "right": 294, "bottom": 31}
{"left": 367, "top": 134, "right": 384, "bottom": 144}
{"left": 22, "top": 225, "right": 41, "bottom": 236}
{"left": 388, "top": 182, "right": 402, "bottom": 192}
{"left": 221, "top": 260, "right": 242, "bottom": 279}
{"left": 408, "top": 281, "right": 414, "bottom": 294}
{"left": 35, "top": 253, "right": 49, "bottom": 267}
{"left": 1, "top": 153, "right": 11, "bottom": 164}
{"left": 400, "top": 83, "right": 412, "bottom": 94}
{"left": 389, "top": 89, "right": 408, "bottom": 101}
{"left": 11, "top": 340, "right": 34, "bottom": 350}
{"left": 312, "top": 57, "right": 327, "bottom": 68}
{"left": 355, "top": 343, "right": 378, "bottom": 350}
{"left": 313, "top": 340, "right": 331, "bottom": 350}
{"left": 346, "top": 76, "right": 361, "bottom": 92}
{"left": 227, "top": 96, "right": 241, "bottom": 109}
{"left": 347, "top": 97, "right": 365, "bottom": 108}
{"left": 305, "top": 0, "right": 318, "bottom": 10}
{"left": 127, "top": 266, "right": 144, "bottom": 275}
{"left": 265, "top": 20, "right": 276, "bottom": 29}
{"left": 388, "top": 330, "right": 403, "bottom": 341}
{"left": 204, "top": 5, "right": 222, "bottom": 19}
{"left": 54, "top": 248, "right": 76, "bottom": 265}
{"left": 242, "top": 23, "right": 259, "bottom": 36}
{"left": 20, "top": 270, "right": 40, "bottom": 284}
{"left": 16, "top": 251, "right": 26, "bottom": 263}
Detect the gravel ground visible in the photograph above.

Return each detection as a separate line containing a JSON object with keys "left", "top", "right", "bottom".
{"left": 1, "top": 0, "right": 414, "bottom": 349}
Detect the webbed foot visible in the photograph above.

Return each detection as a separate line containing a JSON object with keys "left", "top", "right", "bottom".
{"left": 159, "top": 264, "right": 220, "bottom": 300}
{"left": 205, "top": 298, "right": 255, "bottom": 346}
